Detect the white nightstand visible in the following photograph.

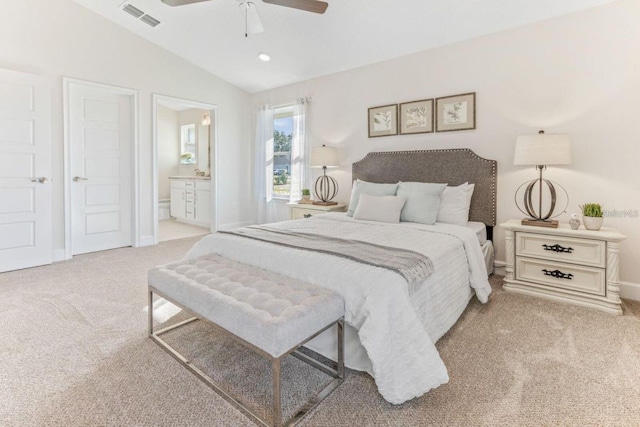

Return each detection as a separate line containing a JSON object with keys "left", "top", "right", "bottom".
{"left": 501, "top": 219, "right": 626, "bottom": 315}
{"left": 287, "top": 203, "right": 347, "bottom": 220}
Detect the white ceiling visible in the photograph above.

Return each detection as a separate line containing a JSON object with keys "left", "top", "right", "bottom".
{"left": 74, "top": 0, "right": 617, "bottom": 94}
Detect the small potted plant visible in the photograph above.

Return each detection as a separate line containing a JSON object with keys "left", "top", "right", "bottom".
{"left": 580, "top": 203, "right": 603, "bottom": 231}
{"left": 301, "top": 188, "right": 311, "bottom": 203}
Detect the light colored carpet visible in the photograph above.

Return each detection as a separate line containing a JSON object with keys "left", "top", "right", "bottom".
{"left": 1, "top": 238, "right": 640, "bottom": 426}
{"left": 158, "top": 219, "right": 209, "bottom": 242}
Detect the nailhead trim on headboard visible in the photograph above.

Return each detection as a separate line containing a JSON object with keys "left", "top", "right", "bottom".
{"left": 352, "top": 148, "right": 498, "bottom": 226}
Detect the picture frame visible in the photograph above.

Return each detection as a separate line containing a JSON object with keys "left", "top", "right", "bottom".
{"left": 435, "top": 92, "right": 476, "bottom": 132}
{"left": 399, "top": 99, "right": 434, "bottom": 135}
{"left": 368, "top": 104, "right": 398, "bottom": 138}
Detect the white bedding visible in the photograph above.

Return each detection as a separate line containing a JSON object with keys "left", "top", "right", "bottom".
{"left": 466, "top": 220, "right": 487, "bottom": 245}
{"left": 185, "top": 213, "right": 491, "bottom": 404}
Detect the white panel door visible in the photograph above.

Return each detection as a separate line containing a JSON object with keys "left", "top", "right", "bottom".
{"left": 0, "top": 69, "right": 52, "bottom": 272}
{"left": 69, "top": 84, "right": 132, "bottom": 255}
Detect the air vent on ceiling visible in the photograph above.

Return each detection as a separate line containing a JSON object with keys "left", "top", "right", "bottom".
{"left": 121, "top": 3, "right": 162, "bottom": 28}
{"left": 140, "top": 14, "right": 161, "bottom": 27}
{"left": 122, "top": 4, "right": 144, "bottom": 18}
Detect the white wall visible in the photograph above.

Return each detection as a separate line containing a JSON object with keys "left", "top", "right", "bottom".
{"left": 252, "top": 0, "right": 640, "bottom": 287}
{"left": 157, "top": 105, "right": 179, "bottom": 200}
{"left": 0, "top": 0, "right": 253, "bottom": 254}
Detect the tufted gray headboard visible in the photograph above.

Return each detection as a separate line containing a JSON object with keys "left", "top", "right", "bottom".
{"left": 352, "top": 148, "right": 498, "bottom": 234}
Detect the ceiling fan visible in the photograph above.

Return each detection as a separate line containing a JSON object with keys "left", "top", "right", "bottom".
{"left": 162, "top": 0, "right": 328, "bottom": 14}
{"left": 161, "top": 0, "right": 328, "bottom": 36}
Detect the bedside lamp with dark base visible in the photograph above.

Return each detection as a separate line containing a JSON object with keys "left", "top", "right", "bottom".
{"left": 310, "top": 144, "right": 339, "bottom": 206}
{"left": 514, "top": 130, "right": 572, "bottom": 228}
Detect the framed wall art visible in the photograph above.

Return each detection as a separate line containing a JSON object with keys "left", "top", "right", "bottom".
{"left": 368, "top": 104, "right": 398, "bottom": 138}
{"left": 399, "top": 99, "right": 434, "bottom": 135}
{"left": 435, "top": 92, "right": 476, "bottom": 132}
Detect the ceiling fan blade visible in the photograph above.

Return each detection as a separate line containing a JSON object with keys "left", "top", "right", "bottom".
{"left": 161, "top": 0, "right": 212, "bottom": 7}
{"left": 238, "top": 2, "right": 264, "bottom": 34}
{"left": 262, "top": 0, "right": 328, "bottom": 14}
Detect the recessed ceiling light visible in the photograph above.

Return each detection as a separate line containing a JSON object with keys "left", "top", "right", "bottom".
{"left": 258, "top": 53, "right": 271, "bottom": 62}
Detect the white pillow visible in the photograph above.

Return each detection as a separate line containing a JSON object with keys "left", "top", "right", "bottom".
{"left": 436, "top": 183, "right": 475, "bottom": 226}
{"left": 347, "top": 180, "right": 399, "bottom": 217}
{"left": 353, "top": 194, "right": 406, "bottom": 223}
{"left": 396, "top": 182, "right": 448, "bottom": 225}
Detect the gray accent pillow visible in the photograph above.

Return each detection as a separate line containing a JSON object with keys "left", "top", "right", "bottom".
{"left": 397, "top": 182, "right": 447, "bottom": 224}
{"left": 347, "top": 180, "right": 399, "bottom": 217}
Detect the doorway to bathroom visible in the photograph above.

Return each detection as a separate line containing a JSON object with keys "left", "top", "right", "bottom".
{"left": 152, "top": 95, "right": 218, "bottom": 243}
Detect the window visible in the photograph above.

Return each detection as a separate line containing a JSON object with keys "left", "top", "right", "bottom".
{"left": 272, "top": 106, "right": 293, "bottom": 197}
{"left": 180, "top": 124, "right": 196, "bottom": 164}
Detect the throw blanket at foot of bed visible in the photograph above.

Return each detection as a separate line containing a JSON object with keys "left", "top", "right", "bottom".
{"left": 219, "top": 226, "right": 434, "bottom": 287}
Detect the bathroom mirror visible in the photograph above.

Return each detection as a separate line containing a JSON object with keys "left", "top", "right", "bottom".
{"left": 180, "top": 124, "right": 196, "bottom": 164}
{"left": 197, "top": 117, "right": 211, "bottom": 171}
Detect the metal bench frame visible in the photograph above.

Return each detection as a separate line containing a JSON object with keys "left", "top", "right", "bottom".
{"left": 148, "top": 286, "right": 345, "bottom": 427}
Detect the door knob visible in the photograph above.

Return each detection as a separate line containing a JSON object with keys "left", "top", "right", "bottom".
{"left": 73, "top": 176, "right": 88, "bottom": 182}
{"left": 31, "top": 177, "right": 48, "bottom": 184}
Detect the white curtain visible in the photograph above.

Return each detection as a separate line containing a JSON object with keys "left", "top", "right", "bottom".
{"left": 254, "top": 105, "right": 277, "bottom": 224}
{"left": 289, "top": 98, "right": 311, "bottom": 203}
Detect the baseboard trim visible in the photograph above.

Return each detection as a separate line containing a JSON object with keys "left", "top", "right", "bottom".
{"left": 217, "top": 220, "right": 254, "bottom": 231}
{"left": 52, "top": 249, "right": 68, "bottom": 262}
{"left": 139, "top": 235, "right": 155, "bottom": 247}
{"left": 620, "top": 281, "right": 640, "bottom": 302}
{"left": 493, "top": 260, "right": 506, "bottom": 276}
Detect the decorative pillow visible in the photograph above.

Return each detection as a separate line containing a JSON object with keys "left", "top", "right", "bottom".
{"left": 396, "top": 182, "right": 447, "bottom": 225}
{"left": 436, "top": 182, "right": 475, "bottom": 226}
{"left": 347, "top": 180, "right": 399, "bottom": 217}
{"left": 353, "top": 194, "right": 406, "bottom": 223}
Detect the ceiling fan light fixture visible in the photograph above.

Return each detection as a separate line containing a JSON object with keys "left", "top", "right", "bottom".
{"left": 238, "top": 1, "right": 264, "bottom": 36}
{"left": 258, "top": 52, "right": 271, "bottom": 62}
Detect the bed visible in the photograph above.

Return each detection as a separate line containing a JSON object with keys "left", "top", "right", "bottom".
{"left": 185, "top": 149, "right": 497, "bottom": 405}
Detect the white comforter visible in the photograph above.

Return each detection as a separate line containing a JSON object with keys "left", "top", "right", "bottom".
{"left": 186, "top": 213, "right": 491, "bottom": 404}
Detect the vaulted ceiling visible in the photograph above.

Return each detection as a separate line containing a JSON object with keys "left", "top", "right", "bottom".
{"left": 74, "top": 0, "right": 617, "bottom": 93}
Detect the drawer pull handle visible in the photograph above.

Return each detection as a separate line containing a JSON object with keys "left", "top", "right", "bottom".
{"left": 303, "top": 214, "right": 312, "bottom": 218}
{"left": 542, "top": 269, "right": 574, "bottom": 280}
{"left": 542, "top": 244, "right": 574, "bottom": 253}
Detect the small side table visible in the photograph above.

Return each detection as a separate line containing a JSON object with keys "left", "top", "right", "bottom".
{"left": 501, "top": 219, "right": 626, "bottom": 315}
{"left": 287, "top": 203, "right": 347, "bottom": 220}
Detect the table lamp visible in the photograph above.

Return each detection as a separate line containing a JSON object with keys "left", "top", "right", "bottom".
{"left": 310, "top": 144, "right": 339, "bottom": 205}
{"left": 514, "top": 130, "right": 572, "bottom": 228}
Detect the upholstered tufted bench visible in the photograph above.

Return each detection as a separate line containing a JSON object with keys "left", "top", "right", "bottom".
{"left": 148, "top": 254, "right": 345, "bottom": 427}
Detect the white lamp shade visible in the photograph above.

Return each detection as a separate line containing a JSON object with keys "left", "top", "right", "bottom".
{"left": 310, "top": 145, "right": 339, "bottom": 168}
{"left": 514, "top": 133, "right": 572, "bottom": 166}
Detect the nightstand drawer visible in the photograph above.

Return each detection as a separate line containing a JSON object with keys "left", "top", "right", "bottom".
{"left": 515, "top": 257, "right": 605, "bottom": 296}
{"left": 516, "top": 232, "right": 606, "bottom": 268}
{"left": 291, "top": 208, "right": 318, "bottom": 220}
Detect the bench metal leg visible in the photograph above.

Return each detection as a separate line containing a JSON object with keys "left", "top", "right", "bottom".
{"left": 148, "top": 287, "right": 153, "bottom": 336}
{"left": 272, "top": 358, "right": 282, "bottom": 427}
{"left": 147, "top": 286, "right": 345, "bottom": 427}
{"left": 337, "top": 320, "right": 345, "bottom": 379}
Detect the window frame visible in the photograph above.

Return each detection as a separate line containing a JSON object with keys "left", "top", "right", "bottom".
{"left": 271, "top": 105, "right": 294, "bottom": 199}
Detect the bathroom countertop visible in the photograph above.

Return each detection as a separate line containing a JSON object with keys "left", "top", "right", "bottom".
{"left": 169, "top": 176, "right": 211, "bottom": 180}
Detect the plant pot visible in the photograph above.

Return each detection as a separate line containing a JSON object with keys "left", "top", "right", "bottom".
{"left": 583, "top": 216, "right": 603, "bottom": 231}
{"left": 302, "top": 195, "right": 310, "bottom": 201}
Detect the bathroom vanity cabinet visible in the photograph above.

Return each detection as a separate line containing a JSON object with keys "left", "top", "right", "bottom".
{"left": 169, "top": 177, "right": 211, "bottom": 227}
